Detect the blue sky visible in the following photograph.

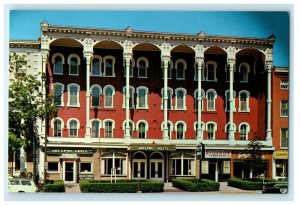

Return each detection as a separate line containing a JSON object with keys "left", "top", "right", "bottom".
{"left": 9, "top": 11, "right": 289, "bottom": 67}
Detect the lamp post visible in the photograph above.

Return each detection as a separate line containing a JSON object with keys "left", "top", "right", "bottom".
{"left": 41, "top": 73, "right": 47, "bottom": 184}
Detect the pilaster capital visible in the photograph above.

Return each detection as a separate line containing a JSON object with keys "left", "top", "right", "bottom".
{"left": 123, "top": 40, "right": 133, "bottom": 55}
{"left": 264, "top": 48, "right": 273, "bottom": 64}
{"left": 83, "top": 51, "right": 93, "bottom": 64}
{"left": 83, "top": 38, "right": 93, "bottom": 53}
{"left": 160, "top": 42, "right": 171, "bottom": 57}
{"left": 226, "top": 46, "right": 237, "bottom": 61}
{"left": 194, "top": 44, "right": 205, "bottom": 58}
{"left": 41, "top": 35, "right": 50, "bottom": 50}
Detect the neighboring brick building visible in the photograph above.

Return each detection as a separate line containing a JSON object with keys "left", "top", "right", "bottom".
{"left": 272, "top": 67, "right": 289, "bottom": 179}
{"left": 9, "top": 22, "right": 282, "bottom": 183}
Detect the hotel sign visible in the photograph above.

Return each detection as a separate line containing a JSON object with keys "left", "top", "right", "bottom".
{"left": 47, "top": 148, "right": 93, "bottom": 155}
{"left": 273, "top": 151, "right": 288, "bottom": 159}
{"left": 129, "top": 145, "right": 176, "bottom": 152}
{"left": 205, "top": 150, "right": 231, "bottom": 159}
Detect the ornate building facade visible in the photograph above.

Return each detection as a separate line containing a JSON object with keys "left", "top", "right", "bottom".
{"left": 9, "top": 22, "right": 279, "bottom": 183}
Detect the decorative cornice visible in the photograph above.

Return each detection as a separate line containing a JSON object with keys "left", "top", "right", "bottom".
{"left": 9, "top": 40, "right": 40, "bottom": 49}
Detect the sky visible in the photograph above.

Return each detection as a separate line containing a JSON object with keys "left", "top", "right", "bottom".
{"left": 9, "top": 10, "right": 289, "bottom": 67}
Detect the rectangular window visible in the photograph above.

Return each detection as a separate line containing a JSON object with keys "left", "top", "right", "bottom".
{"left": 207, "top": 64, "right": 215, "bottom": 81}
{"left": 280, "top": 80, "right": 288, "bottom": 90}
{"left": 80, "top": 162, "right": 92, "bottom": 173}
{"left": 138, "top": 90, "right": 146, "bottom": 108}
{"left": 102, "top": 158, "right": 126, "bottom": 175}
{"left": 281, "top": 100, "right": 288, "bottom": 117}
{"left": 281, "top": 129, "right": 288, "bottom": 148}
{"left": 48, "top": 162, "right": 59, "bottom": 172}
{"left": 70, "top": 86, "right": 78, "bottom": 106}
{"left": 105, "top": 122, "right": 113, "bottom": 138}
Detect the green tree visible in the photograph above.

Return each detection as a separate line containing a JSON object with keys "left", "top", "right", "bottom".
{"left": 9, "top": 52, "right": 57, "bottom": 183}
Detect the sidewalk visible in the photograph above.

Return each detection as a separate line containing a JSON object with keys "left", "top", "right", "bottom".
{"left": 64, "top": 183, "right": 81, "bottom": 193}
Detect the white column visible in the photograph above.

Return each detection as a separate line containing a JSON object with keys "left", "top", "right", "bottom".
{"left": 84, "top": 52, "right": 93, "bottom": 139}
{"left": 195, "top": 58, "right": 204, "bottom": 140}
{"left": 227, "top": 59, "right": 235, "bottom": 145}
{"left": 162, "top": 57, "right": 170, "bottom": 139}
{"left": 266, "top": 62, "right": 272, "bottom": 145}
{"left": 124, "top": 54, "right": 132, "bottom": 138}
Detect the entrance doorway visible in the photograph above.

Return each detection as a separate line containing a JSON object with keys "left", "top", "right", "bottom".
{"left": 150, "top": 152, "right": 164, "bottom": 181}
{"left": 132, "top": 152, "right": 147, "bottom": 179}
{"left": 64, "top": 162, "right": 75, "bottom": 183}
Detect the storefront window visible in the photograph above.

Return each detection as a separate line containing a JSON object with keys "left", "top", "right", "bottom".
{"left": 101, "top": 152, "right": 126, "bottom": 176}
{"left": 170, "top": 153, "right": 195, "bottom": 176}
{"left": 48, "top": 162, "right": 59, "bottom": 172}
{"left": 80, "top": 162, "right": 92, "bottom": 173}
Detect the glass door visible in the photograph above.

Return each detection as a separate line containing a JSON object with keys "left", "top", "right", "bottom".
{"left": 150, "top": 160, "right": 164, "bottom": 181}
{"left": 64, "top": 162, "right": 74, "bottom": 182}
{"left": 132, "top": 160, "right": 146, "bottom": 179}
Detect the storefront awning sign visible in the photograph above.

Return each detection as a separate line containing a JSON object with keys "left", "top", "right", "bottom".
{"left": 273, "top": 151, "right": 288, "bottom": 159}
{"left": 205, "top": 150, "right": 231, "bottom": 159}
{"left": 47, "top": 148, "right": 93, "bottom": 155}
{"left": 129, "top": 145, "right": 176, "bottom": 152}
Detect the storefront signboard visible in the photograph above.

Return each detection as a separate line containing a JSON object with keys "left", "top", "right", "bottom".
{"left": 201, "top": 160, "right": 209, "bottom": 174}
{"left": 273, "top": 151, "right": 288, "bottom": 159}
{"left": 47, "top": 148, "right": 94, "bottom": 155}
{"left": 205, "top": 150, "right": 231, "bottom": 159}
{"left": 223, "top": 161, "right": 230, "bottom": 174}
{"left": 78, "top": 173, "right": 94, "bottom": 180}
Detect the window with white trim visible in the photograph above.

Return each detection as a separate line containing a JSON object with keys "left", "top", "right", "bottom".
{"left": 53, "top": 83, "right": 64, "bottom": 106}
{"left": 52, "top": 53, "right": 64, "bottom": 75}
{"left": 122, "top": 120, "right": 134, "bottom": 137}
{"left": 103, "top": 56, "right": 115, "bottom": 77}
{"left": 91, "top": 56, "right": 102, "bottom": 76}
{"left": 194, "top": 89, "right": 205, "bottom": 111}
{"left": 206, "top": 122, "right": 217, "bottom": 140}
{"left": 206, "top": 61, "right": 217, "bottom": 81}
{"left": 224, "top": 123, "right": 236, "bottom": 140}
{"left": 79, "top": 162, "right": 92, "bottom": 173}
{"left": 67, "top": 84, "right": 80, "bottom": 107}
{"left": 281, "top": 128, "right": 288, "bottom": 148}
{"left": 103, "top": 85, "right": 115, "bottom": 108}
{"left": 239, "top": 63, "right": 250, "bottom": 83}
{"left": 91, "top": 120, "right": 101, "bottom": 138}
{"left": 170, "top": 153, "right": 195, "bottom": 176}
{"left": 175, "top": 121, "right": 186, "bottom": 140}
{"left": 280, "top": 100, "right": 288, "bottom": 117}
{"left": 122, "top": 86, "right": 135, "bottom": 109}
{"left": 175, "top": 88, "right": 187, "bottom": 110}
{"left": 137, "top": 120, "right": 148, "bottom": 139}
{"left": 68, "top": 119, "right": 79, "bottom": 137}
{"left": 175, "top": 59, "right": 186, "bottom": 80}
{"left": 206, "top": 89, "right": 217, "bottom": 111}
{"left": 53, "top": 119, "right": 63, "bottom": 137}
{"left": 137, "top": 57, "right": 148, "bottom": 78}
{"left": 136, "top": 86, "right": 148, "bottom": 109}
{"left": 48, "top": 162, "right": 59, "bottom": 173}
{"left": 104, "top": 119, "right": 115, "bottom": 138}
{"left": 239, "top": 123, "right": 250, "bottom": 141}
{"left": 91, "top": 85, "right": 101, "bottom": 107}
{"left": 101, "top": 152, "right": 127, "bottom": 176}
{"left": 239, "top": 90, "right": 250, "bottom": 112}
{"left": 161, "top": 87, "right": 173, "bottom": 110}
{"left": 68, "top": 54, "right": 80, "bottom": 76}
{"left": 280, "top": 80, "right": 288, "bottom": 90}
{"left": 225, "top": 90, "right": 237, "bottom": 112}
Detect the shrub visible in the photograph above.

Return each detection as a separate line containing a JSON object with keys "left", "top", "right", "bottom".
{"left": 44, "top": 180, "right": 65, "bottom": 192}
{"left": 227, "top": 178, "right": 273, "bottom": 190}
{"left": 79, "top": 179, "right": 164, "bottom": 193}
{"left": 172, "top": 178, "right": 220, "bottom": 192}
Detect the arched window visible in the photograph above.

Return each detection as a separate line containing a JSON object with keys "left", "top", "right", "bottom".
{"left": 91, "top": 120, "right": 101, "bottom": 138}
{"left": 239, "top": 123, "right": 250, "bottom": 140}
{"left": 53, "top": 83, "right": 64, "bottom": 106}
{"left": 122, "top": 120, "right": 134, "bottom": 137}
{"left": 239, "top": 90, "right": 250, "bottom": 112}
{"left": 175, "top": 88, "right": 187, "bottom": 110}
{"left": 206, "top": 122, "right": 217, "bottom": 140}
{"left": 67, "top": 84, "right": 80, "bottom": 107}
{"left": 67, "top": 118, "right": 80, "bottom": 137}
{"left": 175, "top": 121, "right": 186, "bottom": 140}
{"left": 91, "top": 56, "right": 102, "bottom": 76}
{"left": 161, "top": 87, "right": 173, "bottom": 110}
{"left": 122, "top": 86, "right": 135, "bottom": 109}
{"left": 103, "top": 56, "right": 115, "bottom": 77}
{"left": 137, "top": 120, "right": 148, "bottom": 139}
{"left": 206, "top": 89, "right": 217, "bottom": 111}
{"left": 52, "top": 118, "right": 64, "bottom": 137}
{"left": 103, "top": 119, "right": 115, "bottom": 138}
{"left": 137, "top": 57, "right": 148, "bottom": 78}
{"left": 225, "top": 90, "right": 237, "bottom": 112}
{"left": 239, "top": 63, "right": 250, "bottom": 83}
{"left": 68, "top": 54, "right": 80, "bottom": 76}
{"left": 206, "top": 61, "right": 217, "bottom": 81}
{"left": 175, "top": 59, "right": 186, "bottom": 80}
{"left": 136, "top": 86, "right": 149, "bottom": 109}
{"left": 91, "top": 85, "right": 101, "bottom": 107}
{"left": 103, "top": 85, "right": 115, "bottom": 108}
{"left": 170, "top": 153, "right": 195, "bottom": 176}
{"left": 52, "top": 53, "right": 65, "bottom": 75}
{"left": 194, "top": 89, "right": 205, "bottom": 111}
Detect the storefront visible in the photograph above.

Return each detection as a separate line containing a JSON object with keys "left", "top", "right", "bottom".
{"left": 273, "top": 150, "right": 288, "bottom": 179}
{"left": 200, "top": 150, "right": 231, "bottom": 182}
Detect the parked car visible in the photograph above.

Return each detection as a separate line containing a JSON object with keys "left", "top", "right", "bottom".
{"left": 8, "top": 178, "right": 37, "bottom": 193}
{"left": 262, "top": 178, "right": 288, "bottom": 194}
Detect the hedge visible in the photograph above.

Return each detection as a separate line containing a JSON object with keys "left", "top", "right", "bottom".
{"left": 228, "top": 178, "right": 273, "bottom": 190}
{"left": 79, "top": 179, "right": 164, "bottom": 193}
{"left": 172, "top": 178, "right": 220, "bottom": 192}
{"left": 44, "top": 180, "right": 65, "bottom": 192}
